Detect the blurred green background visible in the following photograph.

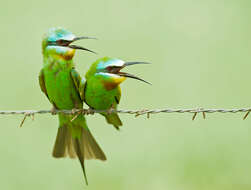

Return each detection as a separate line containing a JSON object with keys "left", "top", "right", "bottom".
{"left": 1, "top": 0, "right": 251, "bottom": 189}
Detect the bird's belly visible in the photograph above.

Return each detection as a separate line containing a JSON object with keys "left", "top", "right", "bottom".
{"left": 85, "top": 86, "right": 118, "bottom": 110}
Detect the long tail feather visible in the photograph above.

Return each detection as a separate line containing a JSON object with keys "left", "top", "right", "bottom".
{"left": 74, "top": 138, "right": 88, "bottom": 185}
{"left": 53, "top": 114, "right": 106, "bottom": 185}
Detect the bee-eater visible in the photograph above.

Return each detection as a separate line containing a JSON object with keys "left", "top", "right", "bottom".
{"left": 80, "top": 57, "right": 150, "bottom": 130}
{"left": 39, "top": 28, "right": 106, "bottom": 185}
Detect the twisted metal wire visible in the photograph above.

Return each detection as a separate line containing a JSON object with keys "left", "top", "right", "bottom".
{"left": 0, "top": 107, "right": 251, "bottom": 120}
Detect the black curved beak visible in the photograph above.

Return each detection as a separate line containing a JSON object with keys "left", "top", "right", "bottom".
{"left": 124, "top": 62, "right": 151, "bottom": 66}
{"left": 73, "top": 36, "right": 98, "bottom": 41}
{"left": 119, "top": 62, "right": 151, "bottom": 85}
{"left": 68, "top": 44, "right": 97, "bottom": 54}
{"left": 68, "top": 36, "right": 97, "bottom": 54}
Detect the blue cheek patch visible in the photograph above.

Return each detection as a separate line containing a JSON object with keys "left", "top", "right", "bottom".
{"left": 46, "top": 46, "right": 69, "bottom": 54}
{"left": 95, "top": 73, "right": 113, "bottom": 82}
{"left": 95, "top": 72, "right": 109, "bottom": 78}
{"left": 95, "top": 73, "right": 120, "bottom": 80}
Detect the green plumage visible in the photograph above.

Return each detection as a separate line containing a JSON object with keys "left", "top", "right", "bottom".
{"left": 39, "top": 28, "right": 106, "bottom": 185}
{"left": 81, "top": 57, "right": 123, "bottom": 130}
{"left": 81, "top": 57, "right": 150, "bottom": 130}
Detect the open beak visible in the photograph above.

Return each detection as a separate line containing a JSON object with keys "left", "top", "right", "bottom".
{"left": 118, "top": 62, "right": 151, "bottom": 85}
{"left": 48, "top": 36, "right": 97, "bottom": 54}
{"left": 67, "top": 36, "right": 97, "bottom": 54}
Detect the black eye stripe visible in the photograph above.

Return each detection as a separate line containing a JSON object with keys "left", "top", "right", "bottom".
{"left": 106, "top": 66, "right": 122, "bottom": 73}
{"left": 56, "top": 39, "right": 71, "bottom": 46}
{"left": 107, "top": 66, "right": 121, "bottom": 69}
{"left": 47, "top": 39, "right": 71, "bottom": 46}
{"left": 47, "top": 41, "right": 56, "bottom": 45}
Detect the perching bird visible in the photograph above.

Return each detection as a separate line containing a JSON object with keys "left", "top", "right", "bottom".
{"left": 80, "top": 57, "right": 150, "bottom": 130}
{"left": 39, "top": 28, "right": 106, "bottom": 185}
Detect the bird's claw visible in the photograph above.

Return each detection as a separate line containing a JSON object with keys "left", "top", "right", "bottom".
{"left": 71, "top": 108, "right": 79, "bottom": 114}
{"left": 70, "top": 108, "right": 82, "bottom": 122}
{"left": 107, "top": 108, "right": 114, "bottom": 115}
{"left": 85, "top": 108, "right": 94, "bottom": 115}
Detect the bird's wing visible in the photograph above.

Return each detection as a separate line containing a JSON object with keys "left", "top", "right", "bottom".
{"left": 79, "top": 78, "right": 86, "bottom": 102}
{"left": 39, "top": 69, "right": 49, "bottom": 98}
{"left": 71, "top": 68, "right": 85, "bottom": 101}
{"left": 71, "top": 68, "right": 81, "bottom": 89}
{"left": 114, "top": 87, "right": 122, "bottom": 105}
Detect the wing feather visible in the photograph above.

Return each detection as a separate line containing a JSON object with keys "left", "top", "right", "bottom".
{"left": 39, "top": 69, "right": 49, "bottom": 98}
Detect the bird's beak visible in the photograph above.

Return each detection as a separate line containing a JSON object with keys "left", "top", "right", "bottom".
{"left": 68, "top": 36, "right": 97, "bottom": 54}
{"left": 118, "top": 62, "right": 151, "bottom": 85}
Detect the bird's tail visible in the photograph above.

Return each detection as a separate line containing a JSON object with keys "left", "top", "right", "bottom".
{"left": 52, "top": 123, "right": 76, "bottom": 158}
{"left": 102, "top": 113, "right": 123, "bottom": 130}
{"left": 52, "top": 114, "right": 106, "bottom": 184}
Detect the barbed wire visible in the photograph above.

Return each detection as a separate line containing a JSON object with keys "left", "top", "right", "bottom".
{"left": 1, "top": 107, "right": 251, "bottom": 127}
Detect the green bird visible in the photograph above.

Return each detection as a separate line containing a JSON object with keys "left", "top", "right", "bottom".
{"left": 39, "top": 28, "right": 106, "bottom": 185}
{"left": 80, "top": 57, "right": 150, "bottom": 130}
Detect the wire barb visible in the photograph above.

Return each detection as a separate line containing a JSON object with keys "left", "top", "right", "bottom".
{"left": 19, "top": 112, "right": 35, "bottom": 127}
{"left": 243, "top": 110, "right": 251, "bottom": 120}
{"left": 19, "top": 114, "right": 28, "bottom": 128}
{"left": 192, "top": 112, "right": 198, "bottom": 120}
{"left": 147, "top": 112, "right": 150, "bottom": 119}
{"left": 0, "top": 107, "right": 251, "bottom": 117}
{"left": 191, "top": 108, "right": 204, "bottom": 121}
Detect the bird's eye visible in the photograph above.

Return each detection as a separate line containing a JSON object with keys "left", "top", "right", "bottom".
{"left": 106, "top": 66, "right": 121, "bottom": 74}
{"left": 57, "top": 39, "right": 63, "bottom": 44}
{"left": 56, "top": 39, "right": 70, "bottom": 46}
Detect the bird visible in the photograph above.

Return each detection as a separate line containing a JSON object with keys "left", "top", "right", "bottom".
{"left": 39, "top": 27, "right": 106, "bottom": 185}
{"left": 80, "top": 57, "right": 150, "bottom": 130}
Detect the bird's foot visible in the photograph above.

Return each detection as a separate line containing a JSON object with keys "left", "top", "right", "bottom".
{"left": 107, "top": 107, "right": 114, "bottom": 115}
{"left": 71, "top": 108, "right": 79, "bottom": 115}
{"left": 71, "top": 108, "right": 81, "bottom": 122}
{"left": 85, "top": 108, "right": 95, "bottom": 115}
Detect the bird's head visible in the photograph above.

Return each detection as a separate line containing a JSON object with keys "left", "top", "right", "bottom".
{"left": 42, "top": 27, "right": 96, "bottom": 60}
{"left": 86, "top": 57, "right": 151, "bottom": 90}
